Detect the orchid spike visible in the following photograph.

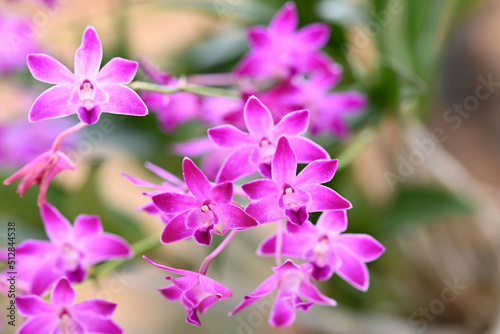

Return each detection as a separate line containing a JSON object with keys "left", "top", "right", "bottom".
{"left": 16, "top": 278, "right": 123, "bottom": 333}
{"left": 242, "top": 136, "right": 351, "bottom": 226}
{"left": 144, "top": 256, "right": 232, "bottom": 326}
{"left": 27, "top": 26, "right": 147, "bottom": 124}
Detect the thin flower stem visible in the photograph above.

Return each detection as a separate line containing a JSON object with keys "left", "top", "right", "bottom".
{"left": 94, "top": 233, "right": 161, "bottom": 278}
{"left": 129, "top": 81, "right": 240, "bottom": 99}
{"left": 187, "top": 73, "right": 237, "bottom": 86}
{"left": 275, "top": 219, "right": 284, "bottom": 266}
{"left": 51, "top": 122, "right": 87, "bottom": 152}
{"left": 336, "top": 128, "right": 376, "bottom": 171}
{"left": 198, "top": 230, "right": 237, "bottom": 275}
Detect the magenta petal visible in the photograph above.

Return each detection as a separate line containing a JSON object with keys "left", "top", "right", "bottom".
{"left": 274, "top": 109, "right": 309, "bottom": 137}
{"left": 288, "top": 136, "right": 330, "bottom": 163}
{"left": 235, "top": 52, "right": 274, "bottom": 78}
{"left": 97, "top": 57, "right": 138, "bottom": 84}
{"left": 243, "top": 96, "right": 274, "bottom": 137}
{"left": 81, "top": 318, "right": 122, "bottom": 334}
{"left": 152, "top": 193, "right": 198, "bottom": 213}
{"left": 199, "top": 275, "right": 233, "bottom": 298}
{"left": 145, "top": 161, "right": 183, "bottom": 185}
{"left": 51, "top": 278, "right": 76, "bottom": 307}
{"left": 316, "top": 210, "right": 348, "bottom": 234}
{"left": 285, "top": 205, "right": 308, "bottom": 226}
{"left": 216, "top": 147, "right": 255, "bottom": 183}
{"left": 161, "top": 211, "right": 194, "bottom": 243}
{"left": 242, "top": 179, "right": 278, "bottom": 200}
{"left": 299, "top": 280, "right": 337, "bottom": 306}
{"left": 296, "top": 159, "right": 337, "bottom": 185}
{"left": 248, "top": 26, "right": 270, "bottom": 48}
{"left": 270, "top": 298, "right": 295, "bottom": 327}
{"left": 100, "top": 83, "right": 148, "bottom": 116}
{"left": 73, "top": 215, "right": 102, "bottom": 239}
{"left": 194, "top": 224, "right": 213, "bottom": 245}
{"left": 183, "top": 158, "right": 212, "bottom": 200}
{"left": 142, "top": 255, "right": 194, "bottom": 277}
{"left": 40, "top": 203, "right": 72, "bottom": 244}
{"left": 17, "top": 240, "right": 55, "bottom": 256}
{"left": 208, "top": 125, "right": 253, "bottom": 149}
{"left": 198, "top": 295, "right": 220, "bottom": 315}
{"left": 211, "top": 181, "right": 233, "bottom": 204}
{"left": 301, "top": 184, "right": 352, "bottom": 211}
{"left": 81, "top": 234, "right": 132, "bottom": 264}
{"left": 335, "top": 234, "right": 385, "bottom": 262}
{"left": 29, "top": 85, "right": 76, "bottom": 122}
{"left": 229, "top": 275, "right": 278, "bottom": 315}
{"left": 27, "top": 54, "right": 75, "bottom": 84}
{"left": 74, "top": 299, "right": 117, "bottom": 317}
{"left": 75, "top": 26, "right": 103, "bottom": 77}
{"left": 269, "top": 2, "right": 298, "bottom": 36}
{"left": 185, "top": 209, "right": 210, "bottom": 229}
{"left": 16, "top": 295, "right": 53, "bottom": 316}
{"left": 272, "top": 136, "right": 297, "bottom": 185}
{"left": 245, "top": 195, "right": 283, "bottom": 224}
{"left": 324, "top": 91, "right": 367, "bottom": 114}
{"left": 220, "top": 204, "right": 258, "bottom": 230}
{"left": 159, "top": 285, "right": 182, "bottom": 301}
{"left": 31, "top": 257, "right": 61, "bottom": 295}
{"left": 296, "top": 23, "right": 331, "bottom": 50}
{"left": 17, "top": 315, "right": 57, "bottom": 334}
{"left": 335, "top": 248, "right": 370, "bottom": 291}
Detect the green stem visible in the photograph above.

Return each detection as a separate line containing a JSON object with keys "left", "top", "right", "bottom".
{"left": 94, "top": 233, "right": 161, "bottom": 277}
{"left": 129, "top": 81, "right": 240, "bottom": 99}
{"left": 337, "top": 128, "right": 377, "bottom": 171}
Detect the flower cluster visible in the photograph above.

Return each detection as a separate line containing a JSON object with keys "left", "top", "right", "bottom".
{"left": 2, "top": 1, "right": 383, "bottom": 331}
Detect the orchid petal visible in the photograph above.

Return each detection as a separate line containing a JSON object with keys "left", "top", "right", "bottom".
{"left": 244, "top": 96, "right": 274, "bottom": 137}
{"left": 183, "top": 158, "right": 212, "bottom": 200}
{"left": 40, "top": 203, "right": 72, "bottom": 244}
{"left": 75, "top": 26, "right": 102, "bottom": 77}
{"left": 97, "top": 57, "right": 138, "bottom": 84}
{"left": 27, "top": 54, "right": 75, "bottom": 84}
{"left": 272, "top": 136, "right": 296, "bottom": 185}
{"left": 296, "top": 159, "right": 337, "bottom": 185}
{"left": 301, "top": 184, "right": 352, "bottom": 212}
{"left": 208, "top": 125, "right": 253, "bottom": 148}
{"left": 100, "top": 83, "right": 148, "bottom": 116}
{"left": 335, "top": 234, "right": 385, "bottom": 262}
{"left": 28, "top": 85, "right": 76, "bottom": 122}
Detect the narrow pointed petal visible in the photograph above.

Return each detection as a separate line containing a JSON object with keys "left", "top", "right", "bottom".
{"left": 152, "top": 193, "right": 198, "bottom": 214}
{"left": 257, "top": 227, "right": 314, "bottom": 258}
{"left": 235, "top": 52, "right": 274, "bottom": 78}
{"left": 288, "top": 136, "right": 329, "bottom": 163}
{"left": 216, "top": 147, "right": 255, "bottom": 183}
{"left": 29, "top": 85, "right": 76, "bottom": 122}
{"left": 220, "top": 204, "right": 258, "bottom": 230}
{"left": 73, "top": 215, "right": 102, "bottom": 239}
{"left": 97, "top": 57, "right": 138, "bottom": 84}
{"left": 245, "top": 196, "right": 283, "bottom": 224}
{"left": 17, "top": 240, "right": 55, "bottom": 256}
{"left": 299, "top": 280, "right": 337, "bottom": 306}
{"left": 182, "top": 158, "right": 212, "bottom": 200}
{"left": 17, "top": 315, "right": 57, "bottom": 334}
{"left": 16, "top": 295, "right": 53, "bottom": 316}
{"left": 269, "top": 2, "right": 298, "bottom": 36}
{"left": 158, "top": 285, "right": 182, "bottom": 301}
{"left": 242, "top": 179, "right": 278, "bottom": 200}
{"left": 27, "top": 54, "right": 76, "bottom": 84}
{"left": 296, "top": 159, "right": 337, "bottom": 185}
{"left": 247, "top": 26, "right": 270, "bottom": 48}
{"left": 296, "top": 23, "right": 331, "bottom": 50}
{"left": 100, "top": 84, "right": 148, "bottom": 116}
{"left": 74, "top": 299, "right": 117, "bottom": 317}
{"left": 336, "top": 248, "right": 370, "bottom": 291}
{"left": 142, "top": 255, "right": 194, "bottom": 276}
{"left": 243, "top": 96, "right": 274, "bottom": 137}
{"left": 301, "top": 184, "right": 352, "bottom": 212}
{"left": 208, "top": 125, "right": 253, "bottom": 149}
{"left": 335, "top": 234, "right": 385, "bottom": 262}
{"left": 270, "top": 298, "right": 295, "bottom": 327}
{"left": 229, "top": 275, "right": 278, "bottom": 315}
{"left": 273, "top": 109, "right": 309, "bottom": 136}
{"left": 75, "top": 26, "right": 103, "bottom": 77}
{"left": 145, "top": 161, "right": 184, "bottom": 185}
{"left": 316, "top": 210, "right": 348, "bottom": 234}
{"left": 272, "top": 136, "right": 296, "bottom": 185}
{"left": 161, "top": 211, "right": 195, "bottom": 243}
{"left": 211, "top": 181, "right": 233, "bottom": 204}
{"left": 82, "top": 318, "right": 123, "bottom": 334}
{"left": 81, "top": 234, "right": 132, "bottom": 264}
{"left": 51, "top": 278, "right": 76, "bottom": 307}
{"left": 40, "top": 203, "right": 72, "bottom": 244}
